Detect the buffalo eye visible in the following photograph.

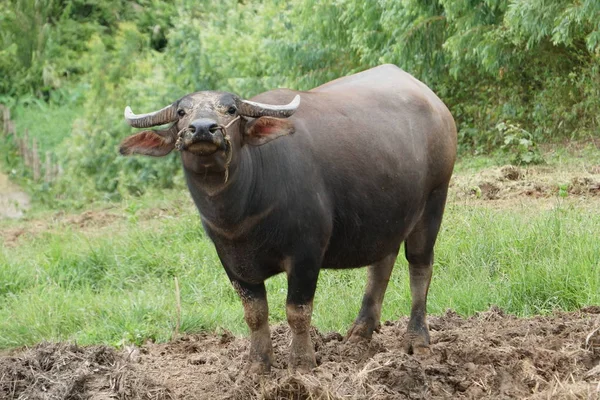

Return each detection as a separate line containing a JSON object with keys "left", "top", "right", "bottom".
{"left": 227, "top": 106, "right": 237, "bottom": 115}
{"left": 177, "top": 109, "right": 186, "bottom": 117}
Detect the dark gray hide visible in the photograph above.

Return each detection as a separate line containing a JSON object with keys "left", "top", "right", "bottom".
{"left": 120, "top": 64, "right": 457, "bottom": 373}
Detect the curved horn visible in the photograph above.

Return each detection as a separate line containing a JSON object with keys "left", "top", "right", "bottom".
{"left": 238, "top": 95, "right": 301, "bottom": 118}
{"left": 124, "top": 103, "right": 177, "bottom": 128}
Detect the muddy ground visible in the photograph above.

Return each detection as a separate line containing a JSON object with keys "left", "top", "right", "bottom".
{"left": 1, "top": 156, "right": 599, "bottom": 399}
{"left": 1, "top": 307, "right": 599, "bottom": 399}
{"left": 450, "top": 164, "right": 600, "bottom": 201}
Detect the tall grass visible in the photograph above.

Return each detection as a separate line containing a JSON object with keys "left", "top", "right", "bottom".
{"left": 0, "top": 195, "right": 598, "bottom": 348}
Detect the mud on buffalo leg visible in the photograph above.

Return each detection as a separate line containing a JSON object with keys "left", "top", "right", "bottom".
{"left": 404, "top": 184, "right": 449, "bottom": 355}
{"left": 230, "top": 279, "right": 273, "bottom": 373}
{"left": 286, "top": 257, "right": 320, "bottom": 372}
{"left": 347, "top": 251, "right": 398, "bottom": 342}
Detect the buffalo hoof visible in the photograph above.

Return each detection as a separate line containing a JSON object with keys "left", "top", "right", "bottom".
{"left": 412, "top": 344, "right": 431, "bottom": 356}
{"left": 405, "top": 342, "right": 431, "bottom": 356}
{"left": 288, "top": 350, "right": 316, "bottom": 374}
{"left": 248, "top": 360, "right": 271, "bottom": 375}
{"left": 346, "top": 321, "right": 378, "bottom": 343}
{"left": 247, "top": 349, "right": 273, "bottom": 375}
{"left": 346, "top": 333, "right": 369, "bottom": 344}
{"left": 404, "top": 332, "right": 431, "bottom": 357}
{"left": 289, "top": 361, "right": 316, "bottom": 374}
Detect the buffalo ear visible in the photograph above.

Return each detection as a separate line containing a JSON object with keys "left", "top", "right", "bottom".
{"left": 243, "top": 116, "right": 295, "bottom": 146}
{"left": 119, "top": 130, "right": 175, "bottom": 157}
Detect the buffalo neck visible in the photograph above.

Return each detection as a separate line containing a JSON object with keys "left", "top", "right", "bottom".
{"left": 183, "top": 147, "right": 256, "bottom": 230}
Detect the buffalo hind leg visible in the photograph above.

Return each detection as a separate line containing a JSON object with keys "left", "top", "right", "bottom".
{"left": 347, "top": 251, "right": 398, "bottom": 342}
{"left": 230, "top": 279, "right": 273, "bottom": 374}
{"left": 286, "top": 256, "right": 320, "bottom": 373}
{"left": 404, "top": 184, "right": 449, "bottom": 355}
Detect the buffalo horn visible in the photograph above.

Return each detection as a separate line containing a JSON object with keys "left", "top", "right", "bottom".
{"left": 124, "top": 103, "right": 177, "bottom": 128}
{"left": 238, "top": 95, "right": 300, "bottom": 118}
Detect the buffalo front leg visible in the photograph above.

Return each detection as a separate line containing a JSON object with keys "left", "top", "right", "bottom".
{"left": 286, "top": 260, "right": 319, "bottom": 373}
{"left": 230, "top": 279, "right": 273, "bottom": 373}
{"left": 347, "top": 251, "right": 398, "bottom": 342}
{"left": 404, "top": 184, "right": 449, "bottom": 355}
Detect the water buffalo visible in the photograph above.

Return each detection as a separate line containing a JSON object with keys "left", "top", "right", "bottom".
{"left": 120, "top": 64, "right": 457, "bottom": 373}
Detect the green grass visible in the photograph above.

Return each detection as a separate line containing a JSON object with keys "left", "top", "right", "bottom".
{"left": 1, "top": 190, "right": 598, "bottom": 349}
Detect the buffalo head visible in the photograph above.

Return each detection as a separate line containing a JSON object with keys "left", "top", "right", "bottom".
{"left": 120, "top": 91, "right": 300, "bottom": 175}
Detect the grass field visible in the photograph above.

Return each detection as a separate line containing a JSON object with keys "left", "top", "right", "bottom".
{"left": 1, "top": 153, "right": 599, "bottom": 349}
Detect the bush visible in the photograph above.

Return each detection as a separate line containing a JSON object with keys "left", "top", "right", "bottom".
{"left": 497, "top": 122, "right": 545, "bottom": 165}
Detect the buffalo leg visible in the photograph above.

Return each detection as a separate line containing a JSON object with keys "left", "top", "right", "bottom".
{"left": 347, "top": 251, "right": 398, "bottom": 342}
{"left": 404, "top": 184, "right": 449, "bottom": 355}
{"left": 286, "top": 259, "right": 319, "bottom": 372}
{"left": 230, "top": 279, "right": 273, "bottom": 373}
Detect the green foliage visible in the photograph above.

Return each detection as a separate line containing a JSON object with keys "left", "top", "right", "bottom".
{"left": 54, "top": 22, "right": 182, "bottom": 203}
{"left": 1, "top": 0, "right": 599, "bottom": 205}
{"left": 0, "top": 0, "right": 61, "bottom": 96}
{"left": 497, "top": 122, "right": 544, "bottom": 165}
{"left": 164, "top": 1, "right": 275, "bottom": 95}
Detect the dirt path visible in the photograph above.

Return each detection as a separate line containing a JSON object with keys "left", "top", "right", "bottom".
{"left": 0, "top": 172, "right": 29, "bottom": 219}
{"left": 1, "top": 308, "right": 599, "bottom": 399}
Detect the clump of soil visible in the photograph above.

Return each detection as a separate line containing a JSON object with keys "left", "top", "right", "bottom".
{"left": 2, "top": 308, "right": 598, "bottom": 399}
{"left": 0, "top": 342, "right": 171, "bottom": 399}
{"left": 452, "top": 164, "right": 600, "bottom": 201}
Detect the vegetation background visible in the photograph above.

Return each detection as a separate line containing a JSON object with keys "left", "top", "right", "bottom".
{"left": 1, "top": 0, "right": 599, "bottom": 205}
{"left": 0, "top": 0, "right": 599, "bottom": 348}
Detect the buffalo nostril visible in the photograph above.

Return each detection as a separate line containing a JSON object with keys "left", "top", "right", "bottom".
{"left": 188, "top": 125, "right": 197, "bottom": 134}
{"left": 208, "top": 124, "right": 219, "bottom": 134}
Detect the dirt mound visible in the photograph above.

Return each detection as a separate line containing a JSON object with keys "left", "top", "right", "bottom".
{"left": 2, "top": 308, "right": 599, "bottom": 399}
{"left": 0, "top": 342, "right": 171, "bottom": 399}
{"left": 451, "top": 165, "right": 600, "bottom": 201}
